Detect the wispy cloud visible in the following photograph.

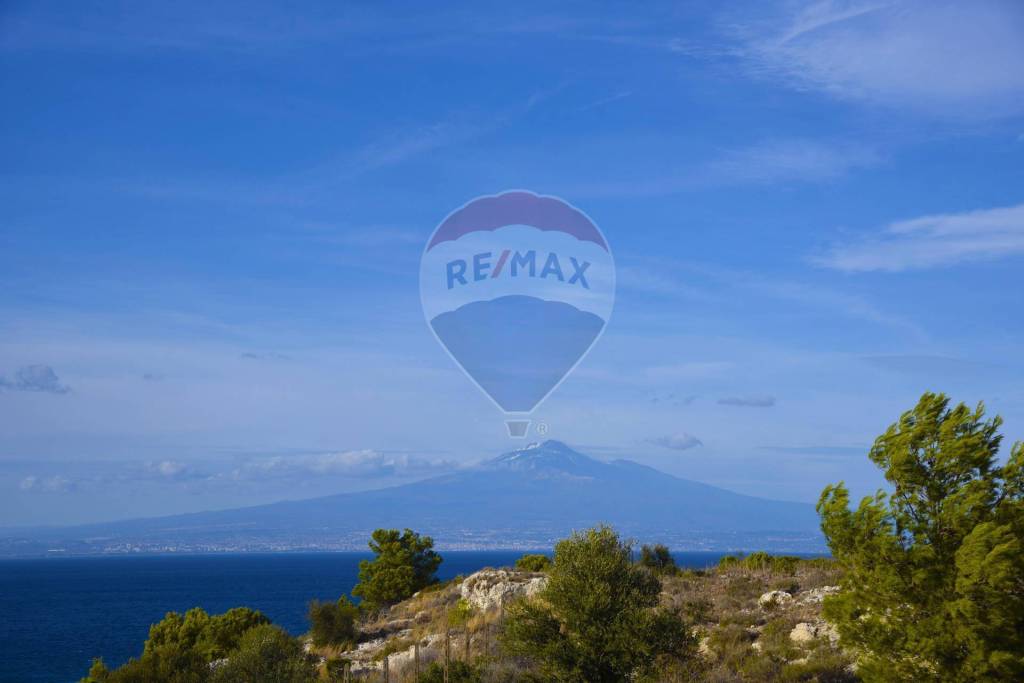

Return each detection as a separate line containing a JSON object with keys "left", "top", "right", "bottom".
{"left": 815, "top": 202, "right": 1024, "bottom": 272}
{"left": 718, "top": 395, "right": 776, "bottom": 407}
{"left": 575, "top": 137, "right": 879, "bottom": 199}
{"left": 707, "top": 138, "right": 879, "bottom": 184}
{"left": 759, "top": 445, "right": 867, "bottom": 457}
{"left": 619, "top": 257, "right": 926, "bottom": 341}
{"left": 647, "top": 433, "right": 703, "bottom": 451}
{"left": 731, "top": 0, "right": 1024, "bottom": 117}
{"left": 861, "top": 354, "right": 998, "bottom": 376}
{"left": 0, "top": 365, "right": 71, "bottom": 394}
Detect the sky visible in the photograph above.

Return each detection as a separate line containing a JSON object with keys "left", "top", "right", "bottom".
{"left": 2, "top": 0, "right": 1023, "bottom": 527}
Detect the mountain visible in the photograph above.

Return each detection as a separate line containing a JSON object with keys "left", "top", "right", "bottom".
{"left": 0, "top": 441, "right": 824, "bottom": 555}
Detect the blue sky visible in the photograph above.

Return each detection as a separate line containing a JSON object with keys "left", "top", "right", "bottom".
{"left": 2, "top": 0, "right": 1023, "bottom": 526}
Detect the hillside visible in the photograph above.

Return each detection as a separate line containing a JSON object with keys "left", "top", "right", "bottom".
{"left": 297, "top": 557, "right": 852, "bottom": 681}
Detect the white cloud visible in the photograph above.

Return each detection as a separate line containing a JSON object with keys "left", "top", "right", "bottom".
{"left": 815, "top": 202, "right": 1024, "bottom": 272}
{"left": 19, "top": 475, "right": 75, "bottom": 493}
{"left": 227, "top": 450, "right": 459, "bottom": 481}
{"left": 648, "top": 433, "right": 704, "bottom": 451}
{"left": 147, "top": 460, "right": 192, "bottom": 479}
{"left": 735, "top": 0, "right": 1024, "bottom": 116}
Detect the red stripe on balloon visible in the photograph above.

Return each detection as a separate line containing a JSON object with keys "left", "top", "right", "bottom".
{"left": 492, "top": 249, "right": 510, "bottom": 278}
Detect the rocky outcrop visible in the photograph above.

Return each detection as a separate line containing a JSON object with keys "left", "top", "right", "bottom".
{"left": 459, "top": 569, "right": 547, "bottom": 611}
{"left": 790, "top": 621, "right": 839, "bottom": 645}
{"left": 757, "top": 590, "right": 793, "bottom": 608}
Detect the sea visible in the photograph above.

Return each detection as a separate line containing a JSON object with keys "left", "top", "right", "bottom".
{"left": 0, "top": 550, "right": 733, "bottom": 683}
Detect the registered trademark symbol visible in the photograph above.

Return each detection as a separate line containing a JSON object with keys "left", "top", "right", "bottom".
{"left": 536, "top": 422, "right": 549, "bottom": 435}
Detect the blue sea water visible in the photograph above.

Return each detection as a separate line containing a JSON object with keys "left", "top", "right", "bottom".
{"left": 0, "top": 551, "right": 732, "bottom": 683}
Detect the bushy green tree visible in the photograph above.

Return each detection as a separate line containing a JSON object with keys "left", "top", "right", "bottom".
{"left": 639, "top": 543, "right": 678, "bottom": 575}
{"left": 307, "top": 596, "right": 359, "bottom": 647}
{"left": 818, "top": 392, "right": 1024, "bottom": 682}
{"left": 501, "top": 525, "right": 694, "bottom": 682}
{"left": 515, "top": 553, "right": 553, "bottom": 572}
{"left": 352, "top": 528, "right": 442, "bottom": 609}
{"left": 210, "top": 624, "right": 314, "bottom": 683}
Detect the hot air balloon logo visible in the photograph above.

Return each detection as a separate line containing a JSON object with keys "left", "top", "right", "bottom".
{"left": 420, "top": 191, "right": 615, "bottom": 437}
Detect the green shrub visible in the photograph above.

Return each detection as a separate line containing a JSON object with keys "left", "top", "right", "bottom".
{"left": 210, "top": 624, "right": 314, "bottom": 683}
{"left": 717, "top": 552, "right": 802, "bottom": 574}
{"left": 780, "top": 647, "right": 858, "bottom": 683}
{"left": 501, "top": 525, "right": 695, "bottom": 682}
{"left": 514, "top": 553, "right": 552, "bottom": 573}
{"left": 415, "top": 661, "right": 481, "bottom": 683}
{"left": 447, "top": 597, "right": 474, "bottom": 627}
{"left": 82, "top": 606, "right": 272, "bottom": 682}
{"left": 307, "top": 596, "right": 359, "bottom": 648}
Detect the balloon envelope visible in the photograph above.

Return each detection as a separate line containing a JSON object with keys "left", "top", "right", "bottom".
{"left": 420, "top": 192, "right": 615, "bottom": 414}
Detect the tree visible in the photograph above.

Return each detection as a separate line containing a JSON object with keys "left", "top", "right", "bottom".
{"left": 515, "top": 553, "right": 553, "bottom": 572}
{"left": 210, "top": 624, "right": 314, "bottom": 683}
{"left": 307, "top": 596, "right": 359, "bottom": 647}
{"left": 352, "top": 528, "right": 442, "bottom": 609}
{"left": 501, "top": 525, "right": 694, "bottom": 682}
{"left": 638, "top": 543, "right": 678, "bottom": 575}
{"left": 818, "top": 392, "right": 1024, "bottom": 682}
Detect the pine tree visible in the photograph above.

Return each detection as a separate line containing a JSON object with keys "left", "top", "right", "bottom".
{"left": 818, "top": 392, "right": 1024, "bottom": 682}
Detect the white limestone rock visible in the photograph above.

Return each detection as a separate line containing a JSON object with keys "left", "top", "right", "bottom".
{"left": 757, "top": 590, "right": 793, "bottom": 609}
{"left": 459, "top": 569, "right": 547, "bottom": 611}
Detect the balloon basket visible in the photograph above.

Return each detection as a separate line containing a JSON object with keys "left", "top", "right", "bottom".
{"left": 505, "top": 419, "right": 531, "bottom": 438}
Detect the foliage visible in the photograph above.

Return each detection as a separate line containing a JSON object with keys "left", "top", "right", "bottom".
{"left": 80, "top": 658, "right": 110, "bottom": 683}
{"left": 307, "top": 596, "right": 359, "bottom": 648}
{"left": 515, "top": 553, "right": 553, "bottom": 572}
{"left": 501, "top": 525, "right": 695, "bottom": 682}
{"left": 81, "top": 607, "right": 271, "bottom": 682}
{"left": 717, "top": 551, "right": 801, "bottom": 574}
{"left": 88, "top": 643, "right": 207, "bottom": 683}
{"left": 415, "top": 660, "right": 482, "bottom": 683}
{"left": 639, "top": 543, "right": 678, "bottom": 575}
{"left": 323, "top": 657, "right": 350, "bottom": 681}
{"left": 818, "top": 392, "right": 1024, "bottom": 682}
{"left": 143, "top": 606, "right": 270, "bottom": 661}
{"left": 209, "top": 624, "right": 315, "bottom": 683}
{"left": 352, "top": 528, "right": 443, "bottom": 609}
{"left": 448, "top": 597, "right": 474, "bottom": 627}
